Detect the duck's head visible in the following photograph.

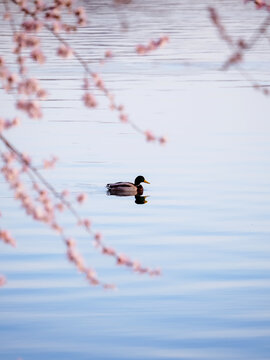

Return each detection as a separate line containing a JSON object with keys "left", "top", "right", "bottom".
{"left": 134, "top": 175, "right": 150, "bottom": 186}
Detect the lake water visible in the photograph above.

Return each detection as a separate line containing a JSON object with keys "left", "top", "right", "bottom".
{"left": 1, "top": 1, "right": 270, "bottom": 359}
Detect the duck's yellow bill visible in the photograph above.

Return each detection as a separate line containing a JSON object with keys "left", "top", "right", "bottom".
{"left": 144, "top": 180, "right": 150, "bottom": 184}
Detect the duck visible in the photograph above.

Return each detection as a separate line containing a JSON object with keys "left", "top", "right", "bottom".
{"left": 106, "top": 175, "right": 150, "bottom": 196}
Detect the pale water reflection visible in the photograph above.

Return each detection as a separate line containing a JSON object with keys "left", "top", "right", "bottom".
{"left": 1, "top": 1, "right": 270, "bottom": 360}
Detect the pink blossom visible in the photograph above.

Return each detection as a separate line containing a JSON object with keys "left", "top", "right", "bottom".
{"left": 21, "top": 153, "right": 31, "bottom": 166}
{"left": 12, "top": 117, "right": 20, "bottom": 127}
{"left": 30, "top": 48, "right": 46, "bottom": 64}
{"left": 79, "top": 218, "right": 91, "bottom": 229}
{"left": 132, "top": 260, "right": 141, "bottom": 271}
{"left": 35, "top": 0, "right": 45, "bottom": 11}
{"left": 0, "top": 230, "right": 16, "bottom": 247}
{"left": 61, "top": 24, "right": 77, "bottom": 33}
{"left": 65, "top": 238, "right": 76, "bottom": 248}
{"left": 43, "top": 156, "right": 58, "bottom": 169}
{"left": 77, "top": 193, "right": 87, "bottom": 204}
{"left": 159, "top": 136, "right": 167, "bottom": 144}
{"left": 22, "top": 19, "right": 43, "bottom": 32}
{"left": 136, "top": 44, "right": 147, "bottom": 55}
{"left": 92, "top": 73, "right": 105, "bottom": 90}
{"left": 45, "top": 8, "right": 61, "bottom": 20}
{"left": 18, "top": 78, "right": 40, "bottom": 96}
{"left": 0, "top": 118, "right": 20, "bottom": 132}
{"left": 52, "top": 21, "right": 62, "bottom": 34}
{"left": 94, "top": 232, "right": 102, "bottom": 241}
{"left": 105, "top": 50, "right": 113, "bottom": 58}
{"left": 75, "top": 7, "right": 86, "bottom": 25}
{"left": 67, "top": 248, "right": 85, "bottom": 272}
{"left": 57, "top": 44, "right": 73, "bottom": 58}
{"left": 74, "top": 7, "right": 85, "bottom": 16}
{"left": 83, "top": 92, "right": 97, "bottom": 108}
{"left": 16, "top": 99, "right": 42, "bottom": 119}
{"left": 61, "top": 189, "right": 69, "bottom": 198}
{"left": 136, "top": 36, "right": 169, "bottom": 55}
{"left": 88, "top": 276, "right": 99, "bottom": 285}
{"left": 117, "top": 253, "right": 130, "bottom": 266}
{"left": 102, "top": 246, "right": 116, "bottom": 256}
{"left": 1, "top": 151, "right": 15, "bottom": 165}
{"left": 74, "top": 7, "right": 87, "bottom": 26}
{"left": 3, "top": 72, "right": 19, "bottom": 91}
{"left": 51, "top": 222, "right": 62, "bottom": 233}
{"left": 119, "top": 113, "right": 128, "bottom": 123}
{"left": 145, "top": 130, "right": 156, "bottom": 142}
{"left": 86, "top": 268, "right": 97, "bottom": 281}
{"left": 14, "top": 33, "right": 40, "bottom": 48}
{"left": 37, "top": 88, "right": 48, "bottom": 100}
{"left": 55, "top": 203, "right": 64, "bottom": 212}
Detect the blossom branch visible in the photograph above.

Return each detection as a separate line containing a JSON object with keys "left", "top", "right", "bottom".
{"left": 208, "top": 5, "right": 270, "bottom": 96}
{"left": 10, "top": 0, "right": 166, "bottom": 143}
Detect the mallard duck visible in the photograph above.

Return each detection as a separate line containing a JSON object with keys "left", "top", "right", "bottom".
{"left": 106, "top": 175, "right": 150, "bottom": 196}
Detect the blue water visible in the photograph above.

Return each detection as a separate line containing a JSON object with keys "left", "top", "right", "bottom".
{"left": 1, "top": 1, "right": 270, "bottom": 359}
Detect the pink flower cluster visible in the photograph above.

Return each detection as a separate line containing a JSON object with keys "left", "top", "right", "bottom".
{"left": 0, "top": 58, "right": 19, "bottom": 91}
{"left": 144, "top": 130, "right": 167, "bottom": 144}
{"left": 77, "top": 193, "right": 87, "bottom": 204}
{"left": 14, "top": 32, "right": 40, "bottom": 51}
{"left": 43, "top": 156, "right": 58, "bottom": 169}
{"left": 74, "top": 7, "right": 87, "bottom": 26}
{"left": 82, "top": 92, "right": 98, "bottom": 108}
{"left": 0, "top": 229, "right": 16, "bottom": 247}
{"left": 65, "top": 237, "right": 104, "bottom": 286}
{"left": 16, "top": 99, "right": 42, "bottom": 119}
{"left": 136, "top": 36, "right": 169, "bottom": 55}
{"left": 57, "top": 44, "right": 73, "bottom": 58}
{"left": 22, "top": 19, "right": 43, "bottom": 32}
{"left": 30, "top": 48, "right": 46, "bottom": 64}
{"left": 1, "top": 153, "right": 56, "bottom": 229}
{"left": 99, "top": 50, "right": 113, "bottom": 65}
{"left": 18, "top": 78, "right": 46, "bottom": 97}
{"left": 0, "top": 118, "right": 20, "bottom": 133}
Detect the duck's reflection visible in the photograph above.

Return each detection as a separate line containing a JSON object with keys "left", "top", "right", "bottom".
{"left": 107, "top": 189, "right": 149, "bottom": 205}
{"left": 135, "top": 195, "right": 149, "bottom": 204}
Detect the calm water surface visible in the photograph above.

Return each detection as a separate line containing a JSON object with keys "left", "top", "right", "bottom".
{"left": 1, "top": 1, "right": 270, "bottom": 359}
